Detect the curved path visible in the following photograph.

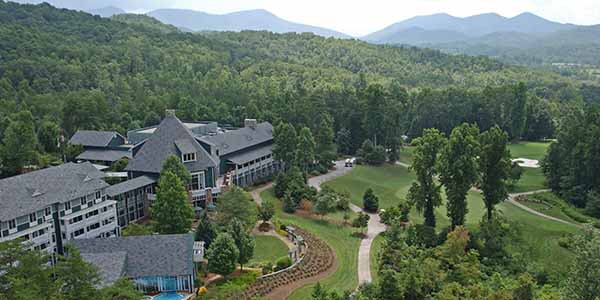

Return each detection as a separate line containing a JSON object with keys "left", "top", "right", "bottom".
{"left": 507, "top": 190, "right": 579, "bottom": 227}
{"left": 307, "top": 161, "right": 386, "bottom": 286}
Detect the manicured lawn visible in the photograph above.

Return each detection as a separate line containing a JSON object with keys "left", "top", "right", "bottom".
{"left": 399, "top": 146, "right": 416, "bottom": 165}
{"left": 510, "top": 167, "right": 547, "bottom": 193}
{"left": 325, "top": 163, "right": 578, "bottom": 281}
{"left": 261, "top": 189, "right": 361, "bottom": 299}
{"left": 518, "top": 201, "right": 580, "bottom": 224}
{"left": 508, "top": 141, "right": 551, "bottom": 160}
{"left": 323, "top": 164, "right": 415, "bottom": 209}
{"left": 249, "top": 235, "right": 289, "bottom": 266}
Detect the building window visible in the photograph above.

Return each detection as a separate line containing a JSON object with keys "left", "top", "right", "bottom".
{"left": 29, "top": 213, "right": 36, "bottom": 223}
{"left": 73, "top": 228, "right": 84, "bottom": 237}
{"left": 182, "top": 152, "right": 196, "bottom": 162}
{"left": 45, "top": 207, "right": 52, "bottom": 216}
{"left": 80, "top": 196, "right": 87, "bottom": 206}
{"left": 8, "top": 219, "right": 16, "bottom": 229}
{"left": 64, "top": 201, "right": 71, "bottom": 210}
{"left": 96, "top": 191, "right": 101, "bottom": 199}
{"left": 189, "top": 172, "right": 205, "bottom": 191}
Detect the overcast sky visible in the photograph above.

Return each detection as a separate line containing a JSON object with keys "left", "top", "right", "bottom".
{"left": 14, "top": 0, "right": 600, "bottom": 36}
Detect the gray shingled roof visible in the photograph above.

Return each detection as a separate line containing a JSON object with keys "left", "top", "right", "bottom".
{"left": 69, "top": 130, "right": 123, "bottom": 147}
{"left": 81, "top": 251, "right": 127, "bottom": 287}
{"left": 227, "top": 144, "right": 273, "bottom": 165}
{"left": 71, "top": 234, "right": 194, "bottom": 278}
{"left": 76, "top": 149, "right": 132, "bottom": 162}
{"left": 125, "top": 115, "right": 218, "bottom": 175}
{"left": 106, "top": 176, "right": 157, "bottom": 197}
{"left": 0, "top": 162, "right": 109, "bottom": 221}
{"left": 200, "top": 122, "right": 273, "bottom": 157}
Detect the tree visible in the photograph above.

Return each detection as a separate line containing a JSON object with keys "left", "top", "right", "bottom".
{"left": 336, "top": 128, "right": 352, "bottom": 155}
{"left": 121, "top": 223, "right": 153, "bottom": 236}
{"left": 585, "top": 191, "right": 600, "bottom": 218}
{"left": 479, "top": 126, "right": 511, "bottom": 221}
{"left": 215, "top": 186, "right": 257, "bottom": 230}
{"left": 161, "top": 155, "right": 191, "bottom": 184}
{"left": 195, "top": 211, "right": 218, "bottom": 249}
{"left": 352, "top": 212, "right": 370, "bottom": 234}
{"left": 563, "top": 227, "right": 600, "bottom": 300}
{"left": 283, "top": 192, "right": 297, "bottom": 213}
{"left": 296, "top": 126, "right": 316, "bottom": 173}
{"left": 363, "top": 188, "right": 380, "bottom": 213}
{"left": 258, "top": 200, "right": 275, "bottom": 224}
{"left": 207, "top": 233, "right": 239, "bottom": 277}
{"left": 509, "top": 82, "right": 528, "bottom": 140}
{"left": 407, "top": 128, "right": 447, "bottom": 227}
{"left": 378, "top": 269, "right": 403, "bottom": 300}
{"left": 508, "top": 161, "right": 524, "bottom": 187}
{"left": 2, "top": 110, "right": 37, "bottom": 175}
{"left": 100, "top": 279, "right": 144, "bottom": 300}
{"left": 37, "top": 119, "right": 60, "bottom": 153}
{"left": 228, "top": 219, "right": 255, "bottom": 271}
{"left": 151, "top": 171, "right": 194, "bottom": 234}
{"left": 55, "top": 246, "right": 101, "bottom": 300}
{"left": 315, "top": 113, "right": 336, "bottom": 169}
{"left": 273, "top": 122, "right": 297, "bottom": 170}
{"left": 311, "top": 282, "right": 328, "bottom": 300}
{"left": 439, "top": 123, "right": 480, "bottom": 229}
{"left": 314, "top": 191, "right": 336, "bottom": 218}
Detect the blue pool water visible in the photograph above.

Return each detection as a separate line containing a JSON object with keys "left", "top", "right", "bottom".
{"left": 152, "top": 292, "right": 187, "bottom": 300}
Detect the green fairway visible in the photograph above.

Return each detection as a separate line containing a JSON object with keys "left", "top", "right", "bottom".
{"left": 323, "top": 164, "right": 415, "bottom": 209}
{"left": 324, "top": 163, "right": 577, "bottom": 280}
{"left": 261, "top": 189, "right": 361, "bottom": 299}
{"left": 510, "top": 167, "right": 547, "bottom": 193}
{"left": 249, "top": 235, "right": 290, "bottom": 266}
{"left": 399, "top": 146, "right": 416, "bottom": 165}
{"left": 508, "top": 141, "right": 551, "bottom": 160}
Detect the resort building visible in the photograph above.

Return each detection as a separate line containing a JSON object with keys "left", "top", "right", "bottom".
{"left": 69, "top": 130, "right": 132, "bottom": 167}
{"left": 72, "top": 234, "right": 196, "bottom": 293}
{"left": 70, "top": 109, "right": 279, "bottom": 225}
{"left": 0, "top": 162, "right": 119, "bottom": 255}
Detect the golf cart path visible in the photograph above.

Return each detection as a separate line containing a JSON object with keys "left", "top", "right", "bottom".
{"left": 507, "top": 189, "right": 579, "bottom": 227}
{"left": 308, "top": 161, "right": 386, "bottom": 286}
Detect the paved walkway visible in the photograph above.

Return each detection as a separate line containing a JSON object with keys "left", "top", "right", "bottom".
{"left": 307, "top": 161, "right": 386, "bottom": 285}
{"left": 507, "top": 189, "right": 579, "bottom": 227}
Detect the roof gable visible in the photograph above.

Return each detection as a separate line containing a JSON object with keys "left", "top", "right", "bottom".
{"left": 200, "top": 122, "right": 273, "bottom": 157}
{"left": 69, "top": 130, "right": 124, "bottom": 148}
{"left": 0, "top": 162, "right": 108, "bottom": 220}
{"left": 125, "top": 115, "right": 217, "bottom": 174}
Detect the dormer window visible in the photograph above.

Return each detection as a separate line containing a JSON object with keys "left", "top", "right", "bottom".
{"left": 182, "top": 152, "right": 196, "bottom": 163}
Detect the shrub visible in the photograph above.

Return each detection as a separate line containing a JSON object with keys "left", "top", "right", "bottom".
{"left": 309, "top": 170, "right": 321, "bottom": 177}
{"left": 275, "top": 256, "right": 292, "bottom": 271}
{"left": 299, "top": 199, "right": 313, "bottom": 211}
{"left": 262, "top": 262, "right": 273, "bottom": 275}
{"left": 363, "top": 188, "right": 379, "bottom": 213}
{"left": 557, "top": 236, "right": 571, "bottom": 249}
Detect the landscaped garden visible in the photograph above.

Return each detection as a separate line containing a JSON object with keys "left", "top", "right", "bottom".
{"left": 261, "top": 189, "right": 361, "bottom": 300}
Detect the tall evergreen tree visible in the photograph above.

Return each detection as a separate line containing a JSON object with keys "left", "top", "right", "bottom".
{"left": 152, "top": 171, "right": 194, "bottom": 234}
{"left": 439, "top": 123, "right": 480, "bottom": 229}
{"left": 314, "top": 113, "right": 336, "bottom": 169}
{"left": 407, "top": 128, "right": 447, "bottom": 227}
{"left": 296, "top": 126, "right": 316, "bottom": 173}
{"left": 479, "top": 126, "right": 511, "bottom": 221}
{"left": 273, "top": 122, "right": 297, "bottom": 170}
{"left": 195, "top": 211, "right": 217, "bottom": 249}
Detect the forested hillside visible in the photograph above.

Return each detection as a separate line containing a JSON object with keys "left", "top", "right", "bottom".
{"left": 0, "top": 1, "right": 596, "bottom": 177}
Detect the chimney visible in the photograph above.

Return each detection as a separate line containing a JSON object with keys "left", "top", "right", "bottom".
{"left": 244, "top": 119, "right": 257, "bottom": 129}
{"left": 165, "top": 109, "right": 176, "bottom": 118}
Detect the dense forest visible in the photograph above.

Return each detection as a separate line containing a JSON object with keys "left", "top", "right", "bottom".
{"left": 0, "top": 1, "right": 598, "bottom": 177}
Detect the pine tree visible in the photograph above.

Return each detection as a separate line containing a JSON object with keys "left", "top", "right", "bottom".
{"left": 2, "top": 110, "right": 37, "bottom": 175}
{"left": 161, "top": 155, "right": 192, "bottom": 184}
{"left": 314, "top": 113, "right": 336, "bottom": 169}
{"left": 363, "top": 188, "right": 379, "bottom": 213}
{"left": 296, "top": 126, "right": 316, "bottom": 173}
{"left": 195, "top": 211, "right": 217, "bottom": 249}
{"left": 151, "top": 171, "right": 194, "bottom": 234}
{"left": 273, "top": 122, "right": 297, "bottom": 170}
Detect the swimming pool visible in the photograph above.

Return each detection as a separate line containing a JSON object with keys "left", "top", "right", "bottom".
{"left": 149, "top": 292, "right": 187, "bottom": 300}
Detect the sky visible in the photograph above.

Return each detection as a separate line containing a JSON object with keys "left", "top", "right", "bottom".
{"left": 14, "top": 0, "right": 600, "bottom": 36}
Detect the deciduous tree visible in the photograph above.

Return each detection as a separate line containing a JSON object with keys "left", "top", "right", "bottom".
{"left": 207, "top": 233, "right": 239, "bottom": 277}
{"left": 152, "top": 171, "right": 194, "bottom": 234}
{"left": 479, "top": 126, "right": 511, "bottom": 221}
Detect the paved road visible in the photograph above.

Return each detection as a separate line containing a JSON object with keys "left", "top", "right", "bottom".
{"left": 307, "top": 161, "right": 386, "bottom": 285}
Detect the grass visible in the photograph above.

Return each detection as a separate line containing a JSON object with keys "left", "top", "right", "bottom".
{"left": 508, "top": 141, "right": 551, "bottom": 160}
{"left": 324, "top": 163, "right": 578, "bottom": 281}
{"left": 510, "top": 167, "right": 547, "bottom": 193}
{"left": 399, "top": 146, "right": 416, "bottom": 165}
{"left": 261, "top": 189, "right": 361, "bottom": 299}
{"left": 249, "top": 235, "right": 289, "bottom": 266}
